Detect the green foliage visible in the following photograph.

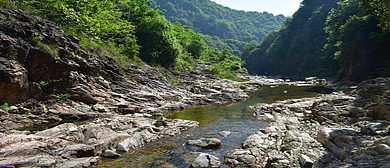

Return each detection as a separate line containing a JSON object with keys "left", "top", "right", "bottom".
{"left": 324, "top": 0, "right": 390, "bottom": 81}
{"left": 22, "top": 0, "right": 139, "bottom": 59}
{"left": 168, "top": 77, "right": 179, "bottom": 88}
{"left": 30, "top": 32, "right": 44, "bottom": 45}
{"left": 14, "top": 0, "right": 246, "bottom": 80}
{"left": 55, "top": 94, "right": 75, "bottom": 101}
{"left": 208, "top": 50, "right": 247, "bottom": 80}
{"left": 39, "top": 81, "right": 49, "bottom": 88}
{"left": 135, "top": 15, "right": 180, "bottom": 67}
{"left": 361, "top": 0, "right": 390, "bottom": 31}
{"left": 0, "top": 0, "right": 18, "bottom": 9}
{"left": 0, "top": 102, "right": 10, "bottom": 112}
{"left": 242, "top": 0, "right": 341, "bottom": 78}
{"left": 152, "top": 0, "right": 286, "bottom": 56}
{"left": 324, "top": 0, "right": 364, "bottom": 59}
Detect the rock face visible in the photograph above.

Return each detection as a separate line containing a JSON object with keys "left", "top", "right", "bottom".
{"left": 187, "top": 138, "right": 222, "bottom": 149}
{"left": 225, "top": 77, "right": 390, "bottom": 168}
{"left": 0, "top": 57, "right": 29, "bottom": 104}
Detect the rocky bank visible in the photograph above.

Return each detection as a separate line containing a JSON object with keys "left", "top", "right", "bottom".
{"left": 0, "top": 9, "right": 265, "bottom": 167}
{"left": 225, "top": 77, "right": 390, "bottom": 168}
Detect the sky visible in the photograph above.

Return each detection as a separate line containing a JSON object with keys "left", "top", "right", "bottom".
{"left": 210, "top": 0, "right": 303, "bottom": 16}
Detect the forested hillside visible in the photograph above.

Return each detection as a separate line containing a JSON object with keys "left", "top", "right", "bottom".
{"left": 243, "top": 0, "right": 390, "bottom": 82}
{"left": 0, "top": 0, "right": 246, "bottom": 80}
{"left": 242, "top": 0, "right": 340, "bottom": 78}
{"left": 152, "top": 0, "right": 286, "bottom": 55}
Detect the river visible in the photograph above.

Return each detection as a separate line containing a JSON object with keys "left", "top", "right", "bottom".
{"left": 95, "top": 85, "right": 332, "bottom": 168}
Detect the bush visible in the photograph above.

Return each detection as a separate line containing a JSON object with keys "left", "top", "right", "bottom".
{"left": 0, "top": 102, "right": 10, "bottom": 112}
{"left": 208, "top": 50, "right": 247, "bottom": 80}
{"left": 22, "top": 0, "right": 139, "bottom": 59}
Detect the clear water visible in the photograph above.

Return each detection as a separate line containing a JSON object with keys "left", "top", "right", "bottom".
{"left": 95, "top": 86, "right": 332, "bottom": 168}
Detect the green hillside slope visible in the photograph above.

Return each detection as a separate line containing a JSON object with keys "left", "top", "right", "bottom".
{"left": 152, "top": 0, "right": 286, "bottom": 55}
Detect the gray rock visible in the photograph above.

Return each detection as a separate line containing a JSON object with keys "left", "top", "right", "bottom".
{"left": 361, "top": 121, "right": 390, "bottom": 135}
{"left": 225, "top": 149, "right": 256, "bottom": 167}
{"left": 0, "top": 57, "right": 29, "bottom": 104}
{"left": 63, "top": 144, "right": 96, "bottom": 158}
{"left": 190, "top": 153, "right": 220, "bottom": 168}
{"left": 102, "top": 149, "right": 121, "bottom": 158}
{"left": 242, "top": 134, "right": 264, "bottom": 148}
{"left": 373, "top": 144, "right": 390, "bottom": 155}
{"left": 218, "top": 131, "right": 231, "bottom": 137}
{"left": 188, "top": 138, "right": 221, "bottom": 149}
{"left": 299, "top": 154, "right": 314, "bottom": 168}
{"left": 58, "top": 156, "right": 98, "bottom": 168}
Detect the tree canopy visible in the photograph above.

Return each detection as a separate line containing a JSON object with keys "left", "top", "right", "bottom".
{"left": 242, "top": 0, "right": 390, "bottom": 81}
{"left": 152, "top": 0, "right": 286, "bottom": 55}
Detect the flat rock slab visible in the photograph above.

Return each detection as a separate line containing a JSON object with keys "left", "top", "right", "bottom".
{"left": 187, "top": 138, "right": 221, "bottom": 149}
{"left": 218, "top": 131, "right": 231, "bottom": 137}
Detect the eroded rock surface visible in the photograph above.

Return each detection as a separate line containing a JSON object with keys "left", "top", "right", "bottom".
{"left": 225, "top": 77, "right": 390, "bottom": 168}
{"left": 0, "top": 114, "right": 198, "bottom": 167}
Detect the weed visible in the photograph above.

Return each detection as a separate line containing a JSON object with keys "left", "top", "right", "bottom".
{"left": 39, "top": 80, "right": 49, "bottom": 88}
{"left": 30, "top": 32, "right": 44, "bottom": 45}
{"left": 169, "top": 77, "right": 179, "bottom": 88}
{"left": 68, "top": 52, "right": 76, "bottom": 58}
{"left": 55, "top": 93, "right": 77, "bottom": 101}
{"left": 0, "top": 102, "right": 10, "bottom": 112}
{"left": 0, "top": 0, "right": 18, "bottom": 9}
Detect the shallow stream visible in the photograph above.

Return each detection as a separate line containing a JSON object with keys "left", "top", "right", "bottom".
{"left": 96, "top": 85, "right": 332, "bottom": 168}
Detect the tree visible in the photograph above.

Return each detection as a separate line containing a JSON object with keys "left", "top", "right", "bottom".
{"left": 361, "top": 0, "right": 390, "bottom": 31}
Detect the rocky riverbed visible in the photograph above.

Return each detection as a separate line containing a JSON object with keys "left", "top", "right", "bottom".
{"left": 0, "top": 9, "right": 327, "bottom": 168}
{"left": 225, "top": 77, "right": 390, "bottom": 168}
{"left": 0, "top": 9, "right": 268, "bottom": 167}
{"left": 1, "top": 8, "right": 370, "bottom": 168}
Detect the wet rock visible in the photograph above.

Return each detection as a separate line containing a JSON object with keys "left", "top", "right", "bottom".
{"left": 361, "top": 121, "right": 390, "bottom": 135}
{"left": 187, "top": 138, "right": 221, "bottom": 149}
{"left": 116, "top": 129, "right": 156, "bottom": 152}
{"left": 218, "top": 131, "right": 231, "bottom": 137}
{"left": 373, "top": 144, "right": 390, "bottom": 155}
{"left": 102, "top": 149, "right": 121, "bottom": 158}
{"left": 190, "top": 153, "right": 220, "bottom": 168}
{"left": 299, "top": 154, "right": 314, "bottom": 168}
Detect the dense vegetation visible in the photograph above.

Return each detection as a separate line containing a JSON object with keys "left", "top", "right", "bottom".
{"left": 242, "top": 0, "right": 340, "bottom": 78}
{"left": 243, "top": 0, "right": 390, "bottom": 81}
{"left": 152, "top": 0, "right": 286, "bottom": 55}
{"left": 0, "top": 0, "right": 246, "bottom": 79}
